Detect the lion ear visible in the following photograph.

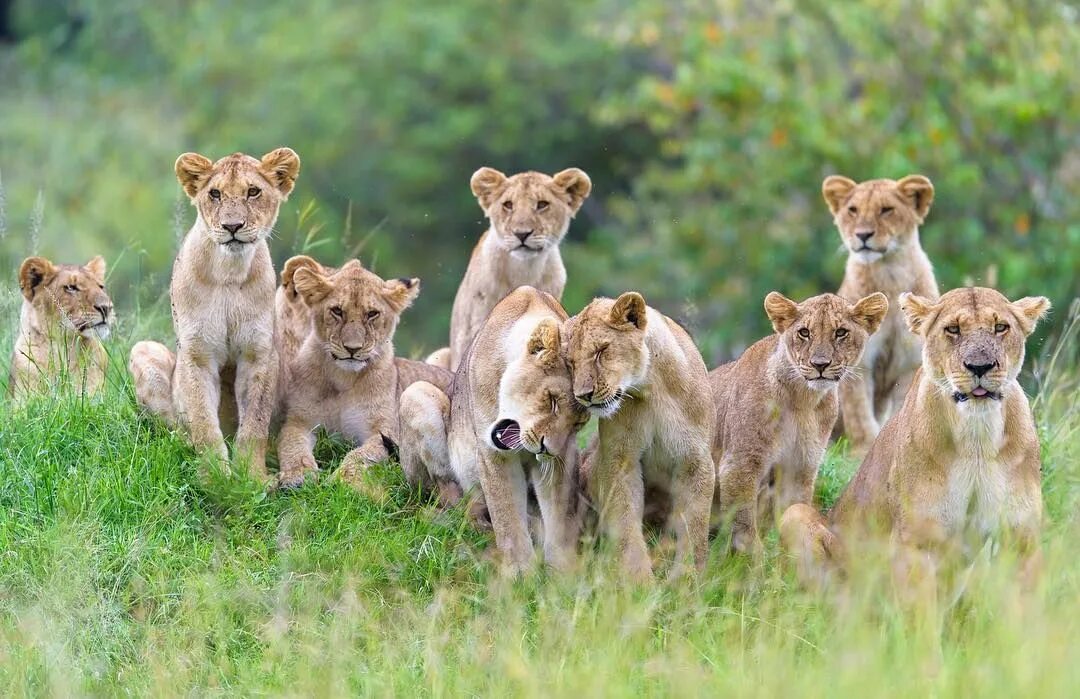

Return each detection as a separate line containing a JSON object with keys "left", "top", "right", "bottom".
{"left": 260, "top": 147, "right": 301, "bottom": 196}
{"left": 764, "top": 291, "right": 799, "bottom": 334}
{"left": 383, "top": 277, "right": 421, "bottom": 312}
{"left": 470, "top": 167, "right": 508, "bottom": 210}
{"left": 527, "top": 318, "right": 562, "bottom": 364}
{"left": 85, "top": 255, "right": 107, "bottom": 281}
{"left": 281, "top": 255, "right": 322, "bottom": 296}
{"left": 851, "top": 292, "right": 889, "bottom": 334}
{"left": 900, "top": 292, "right": 938, "bottom": 336}
{"left": 552, "top": 168, "right": 592, "bottom": 214}
{"left": 896, "top": 175, "right": 934, "bottom": 221}
{"left": 292, "top": 267, "right": 333, "bottom": 306}
{"left": 822, "top": 176, "right": 857, "bottom": 216}
{"left": 175, "top": 153, "right": 214, "bottom": 199}
{"left": 609, "top": 292, "right": 647, "bottom": 331}
{"left": 1010, "top": 296, "right": 1051, "bottom": 336}
{"left": 19, "top": 256, "right": 56, "bottom": 301}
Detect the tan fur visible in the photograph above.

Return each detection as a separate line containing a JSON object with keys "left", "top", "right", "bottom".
{"left": 567, "top": 292, "right": 715, "bottom": 581}
{"left": 275, "top": 255, "right": 337, "bottom": 378}
{"left": 710, "top": 291, "right": 888, "bottom": 557}
{"left": 781, "top": 287, "right": 1050, "bottom": 589}
{"left": 436, "top": 167, "right": 592, "bottom": 371}
{"left": 9, "top": 255, "right": 113, "bottom": 398}
{"left": 276, "top": 260, "right": 450, "bottom": 488}
{"left": 129, "top": 148, "right": 300, "bottom": 481}
{"left": 823, "top": 175, "right": 940, "bottom": 454}
{"left": 400, "top": 287, "right": 587, "bottom": 575}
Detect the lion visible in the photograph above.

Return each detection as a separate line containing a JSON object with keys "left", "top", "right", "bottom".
{"left": 566, "top": 292, "right": 715, "bottom": 581}
{"left": 276, "top": 255, "right": 337, "bottom": 375}
{"left": 822, "top": 174, "right": 940, "bottom": 454}
{"left": 780, "top": 287, "right": 1050, "bottom": 591}
{"left": 9, "top": 255, "right": 114, "bottom": 398}
{"left": 432, "top": 167, "right": 592, "bottom": 372}
{"left": 129, "top": 148, "right": 300, "bottom": 481}
{"left": 710, "top": 291, "right": 888, "bottom": 558}
{"left": 276, "top": 260, "right": 452, "bottom": 489}
{"left": 399, "top": 286, "right": 587, "bottom": 575}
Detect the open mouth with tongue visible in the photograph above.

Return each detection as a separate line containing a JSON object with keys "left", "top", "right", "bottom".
{"left": 490, "top": 419, "right": 523, "bottom": 450}
{"left": 953, "top": 386, "right": 1002, "bottom": 402}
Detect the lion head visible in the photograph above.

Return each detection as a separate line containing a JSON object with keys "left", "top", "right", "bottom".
{"left": 901, "top": 287, "right": 1050, "bottom": 405}
{"left": 489, "top": 317, "right": 588, "bottom": 457}
{"left": 292, "top": 260, "right": 420, "bottom": 373}
{"left": 564, "top": 292, "right": 652, "bottom": 418}
{"left": 19, "top": 255, "right": 113, "bottom": 340}
{"left": 470, "top": 166, "right": 592, "bottom": 257}
{"left": 822, "top": 175, "right": 934, "bottom": 261}
{"left": 175, "top": 148, "right": 300, "bottom": 253}
{"left": 764, "top": 291, "right": 889, "bottom": 389}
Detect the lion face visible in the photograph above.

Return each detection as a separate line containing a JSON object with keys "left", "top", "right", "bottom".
{"left": 764, "top": 291, "right": 889, "bottom": 389}
{"left": 19, "top": 255, "right": 114, "bottom": 340}
{"left": 292, "top": 260, "right": 420, "bottom": 373}
{"left": 564, "top": 292, "right": 651, "bottom": 418}
{"left": 489, "top": 318, "right": 589, "bottom": 457}
{"left": 470, "top": 167, "right": 592, "bottom": 257}
{"left": 822, "top": 175, "right": 934, "bottom": 262}
{"left": 902, "top": 287, "right": 1049, "bottom": 405}
{"left": 175, "top": 148, "right": 300, "bottom": 253}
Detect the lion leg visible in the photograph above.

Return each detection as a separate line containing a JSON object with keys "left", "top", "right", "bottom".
{"left": 398, "top": 381, "right": 456, "bottom": 505}
{"left": 173, "top": 349, "right": 228, "bottom": 462}
{"left": 667, "top": 447, "right": 715, "bottom": 578}
{"left": 276, "top": 416, "right": 318, "bottom": 489}
{"left": 233, "top": 347, "right": 278, "bottom": 482}
{"left": 532, "top": 450, "right": 578, "bottom": 573}
{"left": 479, "top": 452, "right": 533, "bottom": 576}
{"left": 424, "top": 347, "right": 451, "bottom": 371}
{"left": 591, "top": 450, "right": 652, "bottom": 582}
{"left": 779, "top": 503, "right": 844, "bottom": 589}
{"left": 717, "top": 454, "right": 766, "bottom": 559}
{"left": 128, "top": 340, "right": 178, "bottom": 427}
{"left": 839, "top": 368, "right": 878, "bottom": 456}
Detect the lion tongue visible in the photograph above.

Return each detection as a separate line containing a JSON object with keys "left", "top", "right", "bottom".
{"left": 972, "top": 387, "right": 989, "bottom": 397}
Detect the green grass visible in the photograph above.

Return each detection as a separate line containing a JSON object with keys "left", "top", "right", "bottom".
{"left": 0, "top": 293, "right": 1078, "bottom": 697}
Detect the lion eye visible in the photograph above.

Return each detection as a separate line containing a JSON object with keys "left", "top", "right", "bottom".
{"left": 536, "top": 200, "right": 549, "bottom": 211}
{"left": 247, "top": 186, "right": 261, "bottom": 198}
{"left": 64, "top": 284, "right": 79, "bottom": 293}
{"left": 847, "top": 206, "right": 857, "bottom": 215}
{"left": 797, "top": 328, "right": 810, "bottom": 339}
{"left": 330, "top": 306, "right": 344, "bottom": 319}
{"left": 502, "top": 200, "right": 513, "bottom": 211}
{"left": 994, "top": 323, "right": 1008, "bottom": 334}
{"left": 880, "top": 206, "right": 894, "bottom": 215}
{"left": 209, "top": 188, "right": 221, "bottom": 200}
{"left": 835, "top": 328, "right": 849, "bottom": 339}
{"left": 550, "top": 395, "right": 559, "bottom": 414}
{"left": 945, "top": 325, "right": 960, "bottom": 336}
{"left": 366, "top": 310, "right": 380, "bottom": 320}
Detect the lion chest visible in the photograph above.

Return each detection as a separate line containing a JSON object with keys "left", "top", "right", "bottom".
{"left": 936, "top": 412, "right": 1011, "bottom": 541}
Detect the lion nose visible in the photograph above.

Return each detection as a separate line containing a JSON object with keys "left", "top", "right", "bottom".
{"left": 856, "top": 231, "right": 874, "bottom": 243}
{"left": 95, "top": 303, "right": 112, "bottom": 320}
{"left": 576, "top": 390, "right": 594, "bottom": 404}
{"left": 965, "top": 361, "right": 996, "bottom": 378}
{"left": 342, "top": 344, "right": 362, "bottom": 357}
{"left": 222, "top": 222, "right": 244, "bottom": 234}
{"left": 514, "top": 230, "right": 533, "bottom": 243}
{"left": 811, "top": 359, "right": 831, "bottom": 374}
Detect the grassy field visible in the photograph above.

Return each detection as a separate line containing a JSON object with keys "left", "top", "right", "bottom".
{"left": 0, "top": 287, "right": 1078, "bottom": 697}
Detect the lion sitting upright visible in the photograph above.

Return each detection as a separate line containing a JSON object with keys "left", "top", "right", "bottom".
{"left": 431, "top": 166, "right": 592, "bottom": 371}
{"left": 781, "top": 287, "right": 1050, "bottom": 589}
{"left": 129, "top": 148, "right": 300, "bottom": 481}
{"left": 276, "top": 260, "right": 451, "bottom": 489}
{"left": 9, "top": 255, "right": 114, "bottom": 398}
{"left": 710, "top": 291, "right": 888, "bottom": 558}
{"left": 822, "top": 174, "right": 939, "bottom": 454}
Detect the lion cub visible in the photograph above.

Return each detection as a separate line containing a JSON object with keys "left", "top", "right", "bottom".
{"left": 710, "top": 291, "right": 888, "bottom": 557}
{"left": 129, "top": 148, "right": 300, "bottom": 480}
{"left": 437, "top": 167, "right": 592, "bottom": 371}
{"left": 275, "top": 254, "right": 336, "bottom": 375}
{"left": 9, "top": 255, "right": 114, "bottom": 397}
{"left": 823, "top": 175, "right": 939, "bottom": 454}
{"left": 277, "top": 260, "right": 451, "bottom": 489}
{"left": 781, "top": 287, "right": 1050, "bottom": 588}
{"left": 566, "top": 292, "right": 715, "bottom": 581}
{"left": 399, "top": 287, "right": 587, "bottom": 574}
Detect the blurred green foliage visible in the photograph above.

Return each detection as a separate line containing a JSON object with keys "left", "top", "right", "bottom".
{"left": 1, "top": 0, "right": 1078, "bottom": 363}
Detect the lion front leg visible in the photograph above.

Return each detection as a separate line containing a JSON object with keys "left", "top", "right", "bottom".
{"left": 532, "top": 450, "right": 579, "bottom": 573}
{"left": 173, "top": 347, "right": 227, "bottom": 462}
{"left": 398, "top": 381, "right": 456, "bottom": 506}
{"left": 667, "top": 447, "right": 715, "bottom": 578}
{"left": 839, "top": 368, "right": 879, "bottom": 455}
{"left": 276, "top": 416, "right": 318, "bottom": 489}
{"left": 479, "top": 452, "right": 533, "bottom": 576}
{"left": 716, "top": 452, "right": 767, "bottom": 560}
{"left": 234, "top": 347, "right": 279, "bottom": 482}
{"left": 128, "top": 340, "right": 178, "bottom": 427}
{"left": 590, "top": 446, "right": 652, "bottom": 582}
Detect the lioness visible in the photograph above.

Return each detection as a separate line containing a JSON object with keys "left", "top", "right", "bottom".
{"left": 276, "top": 260, "right": 451, "bottom": 489}
{"left": 781, "top": 287, "right": 1050, "bottom": 588}
{"left": 129, "top": 148, "right": 300, "bottom": 480}
{"left": 711, "top": 291, "right": 888, "bottom": 557}
{"left": 399, "top": 286, "right": 587, "bottom": 574}
{"left": 823, "top": 175, "right": 939, "bottom": 454}
{"left": 566, "top": 292, "right": 715, "bottom": 580}
{"left": 436, "top": 167, "right": 592, "bottom": 371}
{"left": 9, "top": 255, "right": 114, "bottom": 397}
